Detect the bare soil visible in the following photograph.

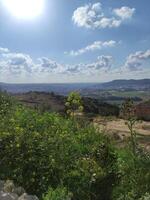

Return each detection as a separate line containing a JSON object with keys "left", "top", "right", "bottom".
{"left": 93, "top": 117, "right": 150, "bottom": 151}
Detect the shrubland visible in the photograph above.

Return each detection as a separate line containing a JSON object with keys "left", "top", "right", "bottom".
{"left": 0, "top": 92, "right": 149, "bottom": 200}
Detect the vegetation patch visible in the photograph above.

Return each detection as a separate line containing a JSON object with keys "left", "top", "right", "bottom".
{"left": 0, "top": 92, "right": 150, "bottom": 200}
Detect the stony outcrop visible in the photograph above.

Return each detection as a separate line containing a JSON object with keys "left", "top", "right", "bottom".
{"left": 0, "top": 180, "right": 39, "bottom": 200}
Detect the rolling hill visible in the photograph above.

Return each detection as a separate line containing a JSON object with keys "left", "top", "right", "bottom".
{"left": 0, "top": 79, "right": 150, "bottom": 94}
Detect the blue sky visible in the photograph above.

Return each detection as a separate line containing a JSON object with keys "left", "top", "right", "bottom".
{"left": 0, "top": 0, "right": 150, "bottom": 83}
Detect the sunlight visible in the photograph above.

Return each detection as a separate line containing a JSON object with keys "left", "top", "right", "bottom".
{"left": 2, "top": 0, "right": 44, "bottom": 19}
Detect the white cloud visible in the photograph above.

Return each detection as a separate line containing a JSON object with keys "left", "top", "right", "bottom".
{"left": 0, "top": 48, "right": 113, "bottom": 77}
{"left": 1, "top": 52, "right": 34, "bottom": 76}
{"left": 66, "top": 55, "right": 113, "bottom": 74}
{"left": 122, "top": 49, "right": 150, "bottom": 72}
{"left": 86, "top": 55, "right": 113, "bottom": 72}
{"left": 72, "top": 3, "right": 135, "bottom": 29}
{"left": 0, "top": 47, "right": 9, "bottom": 54}
{"left": 37, "top": 57, "right": 63, "bottom": 73}
{"left": 94, "top": 17, "right": 121, "bottom": 28}
{"left": 114, "top": 50, "right": 150, "bottom": 76}
{"left": 72, "top": 3, "right": 103, "bottom": 29}
{"left": 113, "top": 6, "right": 135, "bottom": 20}
{"left": 66, "top": 40, "right": 117, "bottom": 56}
{"left": 1, "top": 47, "right": 149, "bottom": 82}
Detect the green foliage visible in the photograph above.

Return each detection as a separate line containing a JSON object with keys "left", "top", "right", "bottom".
{"left": 0, "top": 92, "right": 149, "bottom": 200}
{"left": 0, "top": 93, "right": 117, "bottom": 199}
{"left": 0, "top": 92, "right": 14, "bottom": 117}
{"left": 139, "top": 193, "right": 150, "bottom": 200}
{"left": 43, "top": 187, "right": 72, "bottom": 200}
{"left": 113, "top": 148, "right": 150, "bottom": 200}
{"left": 65, "top": 92, "right": 83, "bottom": 117}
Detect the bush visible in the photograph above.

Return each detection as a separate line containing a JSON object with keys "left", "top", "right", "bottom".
{"left": 0, "top": 92, "right": 15, "bottom": 118}
{"left": 43, "top": 187, "right": 72, "bottom": 200}
{"left": 0, "top": 95, "right": 117, "bottom": 199}
{"left": 113, "top": 148, "right": 150, "bottom": 200}
{"left": 0, "top": 93, "right": 149, "bottom": 200}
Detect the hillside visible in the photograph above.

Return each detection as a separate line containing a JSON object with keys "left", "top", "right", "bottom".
{"left": 13, "top": 91, "right": 120, "bottom": 116}
{"left": 87, "top": 79, "right": 150, "bottom": 90}
{"left": 136, "top": 100, "right": 150, "bottom": 121}
{"left": 13, "top": 91, "right": 150, "bottom": 120}
{"left": 0, "top": 83, "right": 95, "bottom": 95}
{"left": 1, "top": 79, "right": 150, "bottom": 94}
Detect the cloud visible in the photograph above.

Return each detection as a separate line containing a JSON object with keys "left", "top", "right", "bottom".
{"left": 65, "top": 40, "right": 117, "bottom": 56}
{"left": 113, "top": 6, "right": 135, "bottom": 20}
{"left": 66, "top": 55, "right": 113, "bottom": 74}
{"left": 72, "top": 3, "right": 135, "bottom": 29}
{"left": 86, "top": 55, "right": 113, "bottom": 73}
{"left": 1, "top": 52, "right": 34, "bottom": 75}
{"left": 0, "top": 47, "right": 113, "bottom": 77}
{"left": 72, "top": 3, "right": 104, "bottom": 29}
{"left": 37, "top": 55, "right": 113, "bottom": 75}
{"left": 0, "top": 47, "right": 9, "bottom": 54}
{"left": 121, "top": 49, "right": 150, "bottom": 72}
{"left": 37, "top": 57, "right": 63, "bottom": 73}
{"left": 94, "top": 17, "right": 121, "bottom": 28}
{"left": 1, "top": 47, "right": 149, "bottom": 82}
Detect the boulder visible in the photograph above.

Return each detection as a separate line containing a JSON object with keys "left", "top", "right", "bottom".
{"left": 0, "top": 180, "right": 38, "bottom": 200}
{"left": 0, "top": 191, "right": 18, "bottom": 200}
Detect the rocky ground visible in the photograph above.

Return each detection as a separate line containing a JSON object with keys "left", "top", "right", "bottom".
{"left": 0, "top": 180, "right": 39, "bottom": 200}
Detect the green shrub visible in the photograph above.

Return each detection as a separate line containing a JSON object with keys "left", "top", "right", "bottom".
{"left": 139, "top": 193, "right": 150, "bottom": 200}
{"left": 0, "top": 92, "right": 15, "bottom": 117}
{"left": 0, "top": 100, "right": 117, "bottom": 199}
{"left": 113, "top": 148, "right": 150, "bottom": 200}
{"left": 0, "top": 93, "right": 149, "bottom": 200}
{"left": 43, "top": 187, "right": 72, "bottom": 200}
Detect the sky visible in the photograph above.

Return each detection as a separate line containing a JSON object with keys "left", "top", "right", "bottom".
{"left": 0, "top": 0, "right": 150, "bottom": 83}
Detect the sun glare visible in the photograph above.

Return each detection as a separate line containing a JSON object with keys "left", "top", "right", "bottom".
{"left": 2, "top": 0, "right": 44, "bottom": 19}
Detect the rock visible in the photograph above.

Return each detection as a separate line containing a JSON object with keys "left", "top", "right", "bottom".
{"left": 0, "top": 191, "right": 18, "bottom": 200}
{"left": 3, "top": 180, "right": 15, "bottom": 193}
{"left": 14, "top": 187, "right": 26, "bottom": 197}
{"left": 0, "top": 180, "right": 5, "bottom": 190}
{"left": 0, "top": 181, "right": 38, "bottom": 200}
{"left": 18, "top": 193, "right": 39, "bottom": 200}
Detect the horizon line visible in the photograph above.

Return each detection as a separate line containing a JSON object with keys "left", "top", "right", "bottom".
{"left": 1, "top": 78, "right": 150, "bottom": 85}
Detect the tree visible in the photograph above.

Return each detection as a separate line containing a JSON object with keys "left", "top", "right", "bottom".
{"left": 120, "top": 98, "right": 137, "bottom": 154}
{"left": 65, "top": 92, "right": 83, "bottom": 117}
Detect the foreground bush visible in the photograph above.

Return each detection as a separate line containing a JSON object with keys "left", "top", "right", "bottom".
{"left": 0, "top": 103, "right": 117, "bottom": 199}
{"left": 113, "top": 148, "right": 150, "bottom": 200}
{"left": 0, "top": 93, "right": 149, "bottom": 200}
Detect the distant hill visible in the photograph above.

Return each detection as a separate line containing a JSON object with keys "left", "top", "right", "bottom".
{"left": 85, "top": 79, "right": 150, "bottom": 90}
{"left": 0, "top": 83, "right": 95, "bottom": 95}
{"left": 0, "top": 79, "right": 150, "bottom": 94}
